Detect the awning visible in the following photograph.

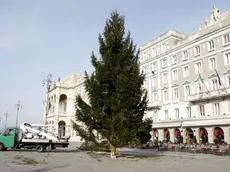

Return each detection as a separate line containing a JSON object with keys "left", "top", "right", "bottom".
{"left": 153, "top": 129, "right": 158, "bottom": 137}
{"left": 164, "top": 130, "right": 169, "bottom": 137}
{"left": 199, "top": 129, "right": 208, "bottom": 137}
{"left": 175, "top": 129, "right": 181, "bottom": 137}
{"left": 214, "top": 128, "right": 224, "bottom": 137}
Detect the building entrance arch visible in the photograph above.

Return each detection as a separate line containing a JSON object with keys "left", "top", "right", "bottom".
{"left": 199, "top": 128, "right": 208, "bottom": 144}
{"left": 58, "top": 121, "right": 66, "bottom": 138}
{"left": 186, "top": 128, "right": 195, "bottom": 144}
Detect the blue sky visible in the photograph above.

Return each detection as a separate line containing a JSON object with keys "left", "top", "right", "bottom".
{"left": 0, "top": 0, "right": 229, "bottom": 128}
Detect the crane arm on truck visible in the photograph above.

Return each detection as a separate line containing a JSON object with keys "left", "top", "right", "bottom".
{"left": 20, "top": 123, "right": 59, "bottom": 142}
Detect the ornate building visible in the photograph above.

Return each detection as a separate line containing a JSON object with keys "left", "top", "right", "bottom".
{"left": 43, "top": 72, "right": 88, "bottom": 142}
{"left": 140, "top": 7, "right": 230, "bottom": 144}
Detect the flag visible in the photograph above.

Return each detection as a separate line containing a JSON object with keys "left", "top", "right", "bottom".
{"left": 215, "top": 69, "right": 228, "bottom": 94}
{"left": 215, "top": 69, "right": 222, "bottom": 86}
{"left": 198, "top": 73, "right": 204, "bottom": 84}
{"left": 198, "top": 73, "right": 210, "bottom": 95}
{"left": 198, "top": 73, "right": 204, "bottom": 92}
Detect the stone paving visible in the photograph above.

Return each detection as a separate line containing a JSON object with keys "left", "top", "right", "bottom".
{"left": 0, "top": 142, "right": 230, "bottom": 172}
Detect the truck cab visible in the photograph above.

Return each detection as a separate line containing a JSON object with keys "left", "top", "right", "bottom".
{"left": 0, "top": 124, "right": 69, "bottom": 152}
{"left": 0, "top": 128, "right": 17, "bottom": 150}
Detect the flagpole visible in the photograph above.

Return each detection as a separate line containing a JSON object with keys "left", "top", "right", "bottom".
{"left": 204, "top": 82, "right": 211, "bottom": 96}
{"left": 198, "top": 72, "right": 211, "bottom": 96}
{"left": 215, "top": 69, "right": 228, "bottom": 94}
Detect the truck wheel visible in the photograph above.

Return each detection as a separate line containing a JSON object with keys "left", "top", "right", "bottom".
{"left": 36, "top": 145, "right": 44, "bottom": 152}
{"left": 0, "top": 143, "right": 5, "bottom": 151}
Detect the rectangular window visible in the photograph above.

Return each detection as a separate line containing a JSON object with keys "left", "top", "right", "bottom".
{"left": 153, "top": 92, "right": 158, "bottom": 101}
{"left": 183, "top": 50, "right": 188, "bottom": 60}
{"left": 223, "top": 33, "right": 230, "bottom": 45}
{"left": 163, "top": 90, "right": 168, "bottom": 101}
{"left": 142, "top": 66, "right": 148, "bottom": 74}
{"left": 172, "top": 69, "right": 178, "bottom": 80}
{"left": 151, "top": 62, "right": 157, "bottom": 71}
{"left": 187, "top": 107, "right": 191, "bottom": 118}
{"left": 195, "top": 61, "right": 202, "bottom": 74}
{"left": 195, "top": 46, "right": 201, "bottom": 56}
{"left": 162, "top": 73, "right": 167, "bottom": 83}
{"left": 162, "top": 58, "right": 167, "bottom": 68}
{"left": 162, "top": 43, "right": 166, "bottom": 53}
{"left": 225, "top": 52, "right": 230, "bottom": 65}
{"left": 151, "top": 76, "right": 157, "bottom": 88}
{"left": 208, "top": 40, "right": 215, "bottom": 51}
{"left": 171, "top": 55, "right": 177, "bottom": 65}
{"left": 157, "top": 47, "right": 160, "bottom": 55}
{"left": 200, "top": 105, "right": 205, "bottom": 116}
{"left": 164, "top": 110, "right": 169, "bottom": 120}
{"left": 209, "top": 57, "right": 216, "bottom": 70}
{"left": 175, "top": 108, "right": 179, "bottom": 119}
{"left": 147, "top": 51, "right": 151, "bottom": 58}
{"left": 183, "top": 65, "right": 189, "bottom": 77}
{"left": 152, "top": 48, "right": 156, "bottom": 57}
{"left": 212, "top": 79, "right": 218, "bottom": 90}
{"left": 213, "top": 103, "right": 220, "bottom": 116}
{"left": 173, "top": 88, "right": 179, "bottom": 99}
{"left": 185, "top": 85, "right": 191, "bottom": 96}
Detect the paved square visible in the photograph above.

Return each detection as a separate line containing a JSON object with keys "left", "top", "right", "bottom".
{"left": 0, "top": 143, "right": 230, "bottom": 172}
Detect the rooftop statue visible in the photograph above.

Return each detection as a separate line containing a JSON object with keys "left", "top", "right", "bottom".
{"left": 211, "top": 6, "right": 221, "bottom": 21}
{"left": 199, "top": 6, "right": 221, "bottom": 30}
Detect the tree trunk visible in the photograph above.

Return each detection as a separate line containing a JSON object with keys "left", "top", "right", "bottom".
{"left": 110, "top": 138, "right": 117, "bottom": 159}
{"left": 110, "top": 144, "right": 116, "bottom": 159}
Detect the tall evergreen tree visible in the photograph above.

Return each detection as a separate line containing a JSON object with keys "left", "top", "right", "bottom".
{"left": 73, "top": 11, "right": 152, "bottom": 158}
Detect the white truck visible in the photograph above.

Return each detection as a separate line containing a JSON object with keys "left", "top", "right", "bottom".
{"left": 0, "top": 123, "right": 69, "bottom": 152}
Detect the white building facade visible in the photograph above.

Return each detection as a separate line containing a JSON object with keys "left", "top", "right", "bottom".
{"left": 140, "top": 7, "right": 230, "bottom": 144}
{"left": 43, "top": 72, "right": 88, "bottom": 142}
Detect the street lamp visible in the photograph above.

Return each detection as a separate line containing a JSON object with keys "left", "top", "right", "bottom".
{"left": 4, "top": 111, "right": 10, "bottom": 128}
{"left": 15, "top": 101, "right": 22, "bottom": 128}
{"left": 42, "top": 73, "right": 52, "bottom": 125}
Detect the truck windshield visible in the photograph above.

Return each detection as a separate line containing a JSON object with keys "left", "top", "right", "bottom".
{"left": 3, "top": 129, "right": 14, "bottom": 136}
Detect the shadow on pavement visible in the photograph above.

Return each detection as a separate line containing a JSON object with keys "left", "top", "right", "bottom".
{"left": 8, "top": 148, "right": 83, "bottom": 153}
{"left": 117, "top": 148, "right": 163, "bottom": 157}
{"left": 26, "top": 165, "right": 69, "bottom": 172}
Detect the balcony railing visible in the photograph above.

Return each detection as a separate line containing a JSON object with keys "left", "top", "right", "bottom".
{"left": 185, "top": 88, "right": 230, "bottom": 103}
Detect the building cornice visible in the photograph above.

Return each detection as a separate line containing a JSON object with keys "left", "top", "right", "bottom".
{"left": 140, "top": 10, "right": 230, "bottom": 65}
{"left": 140, "top": 31, "right": 186, "bottom": 51}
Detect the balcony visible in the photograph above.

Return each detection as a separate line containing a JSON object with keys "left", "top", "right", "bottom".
{"left": 185, "top": 88, "right": 230, "bottom": 103}
{"left": 147, "top": 101, "right": 161, "bottom": 110}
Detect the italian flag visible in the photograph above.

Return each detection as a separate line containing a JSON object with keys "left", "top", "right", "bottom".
{"left": 198, "top": 73, "right": 204, "bottom": 92}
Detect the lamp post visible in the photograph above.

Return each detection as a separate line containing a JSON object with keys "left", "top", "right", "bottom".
{"left": 4, "top": 111, "right": 10, "bottom": 128}
{"left": 15, "top": 101, "right": 22, "bottom": 128}
{"left": 42, "top": 73, "right": 52, "bottom": 126}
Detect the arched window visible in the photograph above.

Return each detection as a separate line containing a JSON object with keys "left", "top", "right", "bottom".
{"left": 58, "top": 121, "right": 66, "bottom": 137}
{"left": 59, "top": 94, "right": 67, "bottom": 113}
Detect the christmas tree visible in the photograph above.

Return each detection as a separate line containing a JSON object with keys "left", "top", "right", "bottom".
{"left": 73, "top": 11, "right": 152, "bottom": 158}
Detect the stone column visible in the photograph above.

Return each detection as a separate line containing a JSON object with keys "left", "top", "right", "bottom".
{"left": 206, "top": 127, "right": 214, "bottom": 144}
{"left": 192, "top": 128, "right": 199, "bottom": 144}
{"left": 169, "top": 129, "right": 175, "bottom": 143}
{"left": 158, "top": 129, "right": 164, "bottom": 141}
{"left": 182, "top": 129, "right": 186, "bottom": 143}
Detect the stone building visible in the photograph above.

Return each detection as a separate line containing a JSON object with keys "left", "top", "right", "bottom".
{"left": 140, "top": 7, "right": 230, "bottom": 144}
{"left": 43, "top": 72, "right": 88, "bottom": 142}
